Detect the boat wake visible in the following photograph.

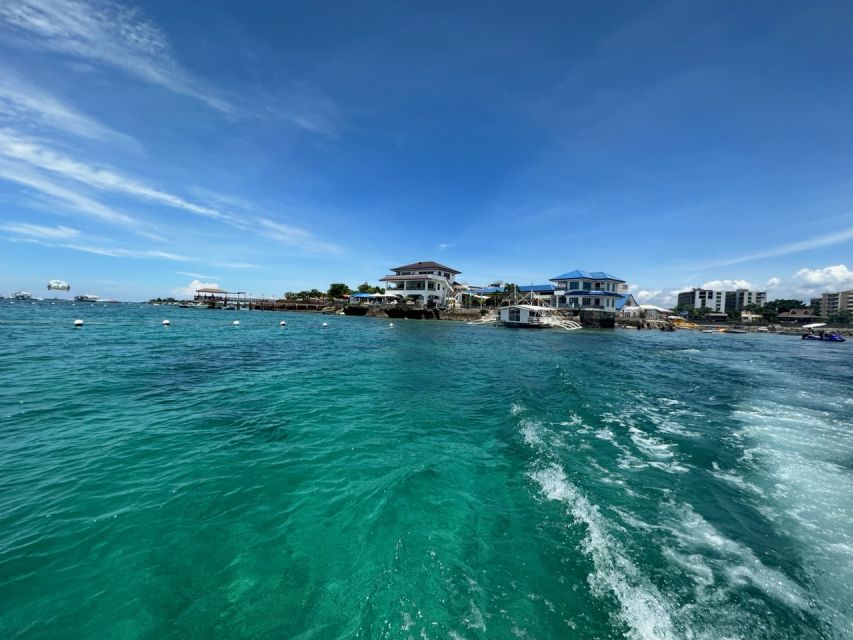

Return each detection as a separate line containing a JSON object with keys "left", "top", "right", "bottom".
{"left": 512, "top": 395, "right": 829, "bottom": 640}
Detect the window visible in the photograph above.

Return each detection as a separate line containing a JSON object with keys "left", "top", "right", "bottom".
{"left": 570, "top": 281, "right": 579, "bottom": 290}
{"left": 583, "top": 297, "right": 591, "bottom": 306}
{"left": 509, "top": 308, "right": 520, "bottom": 322}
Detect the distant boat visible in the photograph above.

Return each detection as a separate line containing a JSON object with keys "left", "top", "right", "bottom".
{"left": 74, "top": 294, "right": 99, "bottom": 302}
{"left": 497, "top": 292, "right": 581, "bottom": 331}
{"left": 13, "top": 290, "right": 32, "bottom": 300}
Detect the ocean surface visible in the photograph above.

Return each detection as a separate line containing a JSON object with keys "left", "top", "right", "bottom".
{"left": 1, "top": 301, "right": 851, "bottom": 640}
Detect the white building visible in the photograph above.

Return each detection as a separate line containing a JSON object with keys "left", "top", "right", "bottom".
{"left": 379, "top": 261, "right": 459, "bottom": 307}
{"left": 725, "top": 289, "right": 767, "bottom": 310}
{"left": 549, "top": 270, "right": 627, "bottom": 311}
{"left": 821, "top": 289, "right": 853, "bottom": 316}
{"left": 677, "top": 288, "right": 726, "bottom": 312}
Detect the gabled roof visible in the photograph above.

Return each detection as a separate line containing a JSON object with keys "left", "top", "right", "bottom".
{"left": 518, "top": 284, "right": 556, "bottom": 293}
{"left": 550, "top": 270, "right": 625, "bottom": 282}
{"left": 615, "top": 294, "right": 637, "bottom": 310}
{"left": 391, "top": 261, "right": 460, "bottom": 274}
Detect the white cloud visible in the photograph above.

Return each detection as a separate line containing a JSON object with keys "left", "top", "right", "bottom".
{"left": 438, "top": 243, "right": 454, "bottom": 250}
{"left": 0, "top": 159, "right": 147, "bottom": 230}
{"left": 177, "top": 271, "right": 219, "bottom": 279}
{"left": 791, "top": 264, "right": 853, "bottom": 288}
{"left": 259, "top": 218, "right": 342, "bottom": 255}
{"left": 4, "top": 232, "right": 199, "bottom": 262}
{"left": 636, "top": 289, "right": 660, "bottom": 301}
{"left": 699, "top": 226, "right": 853, "bottom": 268}
{"left": 0, "top": 64, "right": 135, "bottom": 144}
{"left": 635, "top": 286, "right": 693, "bottom": 308}
{"left": 172, "top": 279, "right": 219, "bottom": 298}
{"left": 0, "top": 222, "right": 79, "bottom": 239}
{"left": 0, "top": 130, "right": 232, "bottom": 221}
{"left": 0, "top": 0, "right": 232, "bottom": 113}
{"left": 763, "top": 264, "right": 853, "bottom": 301}
{"left": 62, "top": 244, "right": 196, "bottom": 261}
{"left": 701, "top": 279, "right": 753, "bottom": 290}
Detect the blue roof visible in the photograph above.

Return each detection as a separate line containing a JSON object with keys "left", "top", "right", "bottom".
{"left": 550, "top": 270, "right": 625, "bottom": 282}
{"left": 614, "top": 294, "right": 633, "bottom": 310}
{"left": 350, "top": 292, "right": 377, "bottom": 298}
{"left": 518, "top": 284, "right": 556, "bottom": 293}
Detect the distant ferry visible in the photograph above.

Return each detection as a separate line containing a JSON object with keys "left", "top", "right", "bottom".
{"left": 74, "top": 294, "right": 99, "bottom": 302}
{"left": 14, "top": 291, "right": 32, "bottom": 300}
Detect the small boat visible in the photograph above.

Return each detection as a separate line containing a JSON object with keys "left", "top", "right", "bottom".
{"left": 800, "top": 323, "right": 846, "bottom": 342}
{"left": 497, "top": 294, "right": 581, "bottom": 331}
{"left": 74, "top": 294, "right": 99, "bottom": 302}
{"left": 13, "top": 290, "right": 32, "bottom": 300}
{"left": 802, "top": 333, "right": 845, "bottom": 342}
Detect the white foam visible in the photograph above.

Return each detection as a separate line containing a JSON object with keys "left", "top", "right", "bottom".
{"left": 665, "top": 504, "right": 807, "bottom": 610}
{"left": 518, "top": 418, "right": 544, "bottom": 448}
{"left": 530, "top": 464, "right": 679, "bottom": 640}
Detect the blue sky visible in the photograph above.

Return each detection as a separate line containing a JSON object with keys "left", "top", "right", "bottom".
{"left": 1, "top": 0, "right": 852, "bottom": 303}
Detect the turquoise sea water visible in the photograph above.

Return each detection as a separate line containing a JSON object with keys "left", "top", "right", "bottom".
{"left": 1, "top": 302, "right": 851, "bottom": 639}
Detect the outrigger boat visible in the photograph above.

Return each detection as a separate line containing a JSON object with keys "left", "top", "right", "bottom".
{"left": 495, "top": 290, "right": 581, "bottom": 331}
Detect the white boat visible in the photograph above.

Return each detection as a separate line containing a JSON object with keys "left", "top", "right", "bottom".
{"left": 13, "top": 290, "right": 32, "bottom": 300}
{"left": 499, "top": 304, "right": 552, "bottom": 328}
{"left": 497, "top": 293, "right": 582, "bottom": 331}
{"left": 74, "top": 294, "right": 99, "bottom": 302}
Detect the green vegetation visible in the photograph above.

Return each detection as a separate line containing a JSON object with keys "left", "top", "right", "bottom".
{"left": 327, "top": 283, "right": 352, "bottom": 298}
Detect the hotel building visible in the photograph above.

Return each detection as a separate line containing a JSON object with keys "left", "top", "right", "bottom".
{"left": 379, "top": 261, "right": 460, "bottom": 307}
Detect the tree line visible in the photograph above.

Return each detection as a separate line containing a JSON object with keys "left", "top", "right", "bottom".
{"left": 283, "top": 283, "right": 385, "bottom": 301}
{"left": 674, "top": 298, "right": 850, "bottom": 324}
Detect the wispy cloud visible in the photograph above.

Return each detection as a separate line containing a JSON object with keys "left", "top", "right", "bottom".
{"left": 259, "top": 218, "right": 343, "bottom": 254}
{"left": 177, "top": 271, "right": 219, "bottom": 279}
{"left": 0, "top": 222, "right": 79, "bottom": 239}
{"left": 0, "top": 130, "right": 232, "bottom": 221}
{"left": 0, "top": 0, "right": 232, "bottom": 113}
{"left": 697, "top": 225, "right": 853, "bottom": 269}
{"left": 61, "top": 243, "right": 196, "bottom": 261}
{"left": 4, "top": 232, "right": 197, "bottom": 262}
{"left": 438, "top": 243, "right": 454, "bottom": 251}
{"left": 0, "top": 159, "right": 150, "bottom": 231}
{"left": 0, "top": 64, "right": 135, "bottom": 145}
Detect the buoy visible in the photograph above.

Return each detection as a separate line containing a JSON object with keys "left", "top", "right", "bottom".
{"left": 162, "top": 319, "right": 171, "bottom": 326}
{"left": 322, "top": 321, "right": 328, "bottom": 327}
{"left": 279, "top": 321, "right": 286, "bottom": 326}
{"left": 233, "top": 320, "right": 240, "bottom": 326}
{"left": 389, "top": 322, "right": 394, "bottom": 327}
{"left": 73, "top": 319, "right": 84, "bottom": 327}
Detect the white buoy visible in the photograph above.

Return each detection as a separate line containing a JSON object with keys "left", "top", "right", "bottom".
{"left": 389, "top": 322, "right": 394, "bottom": 327}
{"left": 233, "top": 320, "right": 240, "bottom": 326}
{"left": 162, "top": 319, "right": 171, "bottom": 326}
{"left": 73, "top": 319, "right": 84, "bottom": 327}
{"left": 279, "top": 321, "right": 286, "bottom": 326}
{"left": 322, "top": 321, "right": 328, "bottom": 327}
